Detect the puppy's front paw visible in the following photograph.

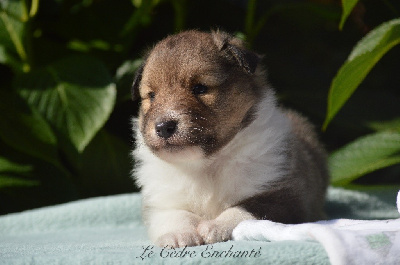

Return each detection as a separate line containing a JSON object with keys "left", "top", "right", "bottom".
{"left": 197, "top": 220, "right": 232, "bottom": 244}
{"left": 156, "top": 231, "right": 204, "bottom": 248}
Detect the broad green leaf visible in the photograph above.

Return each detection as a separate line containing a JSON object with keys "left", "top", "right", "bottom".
{"left": 323, "top": 18, "right": 400, "bottom": 130}
{"left": 329, "top": 131, "right": 400, "bottom": 186}
{"left": 15, "top": 55, "right": 116, "bottom": 152}
{"left": 339, "top": 0, "right": 359, "bottom": 30}
{"left": 0, "top": 89, "right": 58, "bottom": 165}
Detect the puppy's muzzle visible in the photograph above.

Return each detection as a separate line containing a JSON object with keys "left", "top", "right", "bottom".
{"left": 155, "top": 120, "right": 177, "bottom": 139}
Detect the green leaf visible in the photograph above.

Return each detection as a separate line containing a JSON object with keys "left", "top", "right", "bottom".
{"left": 0, "top": 0, "right": 29, "bottom": 71}
{"left": 0, "top": 156, "right": 36, "bottom": 189}
{"left": 323, "top": 18, "right": 400, "bottom": 130}
{"left": 0, "top": 0, "right": 25, "bottom": 49}
{"left": 115, "top": 59, "right": 143, "bottom": 102}
{"left": 0, "top": 157, "right": 32, "bottom": 174}
{"left": 0, "top": 89, "right": 59, "bottom": 165}
{"left": 121, "top": 0, "right": 155, "bottom": 36}
{"left": 329, "top": 131, "right": 400, "bottom": 186}
{"left": 368, "top": 118, "right": 400, "bottom": 133}
{"left": 339, "top": 0, "right": 359, "bottom": 30}
{"left": 0, "top": 175, "right": 39, "bottom": 189}
{"left": 15, "top": 55, "right": 117, "bottom": 152}
{"left": 0, "top": 45, "right": 23, "bottom": 71}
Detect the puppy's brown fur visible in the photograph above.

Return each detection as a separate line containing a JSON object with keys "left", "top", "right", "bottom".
{"left": 134, "top": 31, "right": 262, "bottom": 156}
{"left": 132, "top": 30, "right": 329, "bottom": 247}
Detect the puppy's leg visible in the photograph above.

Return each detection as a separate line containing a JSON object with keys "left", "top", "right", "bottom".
{"left": 197, "top": 207, "right": 255, "bottom": 244}
{"left": 148, "top": 209, "right": 204, "bottom": 248}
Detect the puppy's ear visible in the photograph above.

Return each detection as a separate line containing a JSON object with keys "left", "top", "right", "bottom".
{"left": 131, "top": 62, "right": 145, "bottom": 101}
{"left": 212, "top": 30, "right": 260, "bottom": 74}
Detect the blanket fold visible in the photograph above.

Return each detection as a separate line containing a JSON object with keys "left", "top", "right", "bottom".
{"left": 233, "top": 190, "right": 400, "bottom": 265}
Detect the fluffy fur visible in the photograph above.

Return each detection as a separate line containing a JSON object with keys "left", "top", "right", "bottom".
{"left": 132, "top": 30, "right": 329, "bottom": 248}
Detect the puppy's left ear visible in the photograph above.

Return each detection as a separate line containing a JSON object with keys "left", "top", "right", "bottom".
{"left": 212, "top": 30, "right": 260, "bottom": 74}
{"left": 131, "top": 62, "right": 145, "bottom": 101}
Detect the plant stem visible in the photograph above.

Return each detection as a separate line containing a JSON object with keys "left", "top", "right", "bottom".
{"left": 245, "top": 0, "right": 256, "bottom": 46}
{"left": 29, "top": 0, "right": 40, "bottom": 18}
{"left": 23, "top": 0, "right": 38, "bottom": 71}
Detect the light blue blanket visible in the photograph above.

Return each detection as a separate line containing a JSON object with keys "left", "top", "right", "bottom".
{"left": 0, "top": 187, "right": 398, "bottom": 264}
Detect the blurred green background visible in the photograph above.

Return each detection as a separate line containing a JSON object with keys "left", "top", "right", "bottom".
{"left": 0, "top": 0, "right": 399, "bottom": 215}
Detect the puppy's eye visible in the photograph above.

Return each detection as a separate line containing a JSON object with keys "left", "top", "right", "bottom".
{"left": 148, "top": 92, "right": 155, "bottom": 101}
{"left": 192, "top": 84, "right": 208, "bottom": 95}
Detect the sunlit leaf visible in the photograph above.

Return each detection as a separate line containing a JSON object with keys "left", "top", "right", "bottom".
{"left": 329, "top": 131, "right": 400, "bottom": 185}
{"left": 323, "top": 18, "right": 400, "bottom": 130}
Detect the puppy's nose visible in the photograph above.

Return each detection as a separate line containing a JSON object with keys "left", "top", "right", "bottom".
{"left": 155, "top": 120, "right": 177, "bottom": 139}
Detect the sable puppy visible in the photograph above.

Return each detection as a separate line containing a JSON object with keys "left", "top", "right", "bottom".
{"left": 132, "top": 30, "right": 329, "bottom": 248}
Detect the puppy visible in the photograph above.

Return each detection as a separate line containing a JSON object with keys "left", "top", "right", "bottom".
{"left": 132, "top": 30, "right": 329, "bottom": 248}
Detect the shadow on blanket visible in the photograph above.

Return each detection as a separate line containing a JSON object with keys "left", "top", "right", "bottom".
{"left": 0, "top": 187, "right": 399, "bottom": 265}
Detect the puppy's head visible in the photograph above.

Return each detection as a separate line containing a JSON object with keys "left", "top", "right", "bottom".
{"left": 133, "top": 30, "right": 264, "bottom": 162}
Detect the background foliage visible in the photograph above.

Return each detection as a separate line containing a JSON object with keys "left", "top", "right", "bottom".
{"left": 0, "top": 0, "right": 399, "bottom": 215}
